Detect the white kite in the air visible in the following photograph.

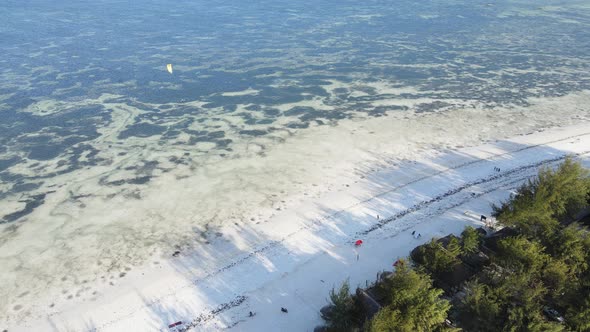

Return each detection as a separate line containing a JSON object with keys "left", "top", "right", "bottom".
{"left": 166, "top": 64, "right": 173, "bottom": 74}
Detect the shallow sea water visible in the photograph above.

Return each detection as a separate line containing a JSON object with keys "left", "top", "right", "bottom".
{"left": 1, "top": 0, "right": 590, "bottom": 321}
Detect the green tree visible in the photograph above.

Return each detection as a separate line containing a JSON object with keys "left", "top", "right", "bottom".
{"left": 537, "top": 157, "right": 590, "bottom": 221}
{"left": 562, "top": 266, "right": 590, "bottom": 331}
{"left": 542, "top": 259, "right": 569, "bottom": 299}
{"left": 461, "top": 226, "right": 482, "bottom": 255}
{"left": 447, "top": 236, "right": 462, "bottom": 257}
{"left": 549, "top": 225, "right": 589, "bottom": 277}
{"left": 499, "top": 274, "right": 555, "bottom": 332}
{"left": 504, "top": 306, "right": 564, "bottom": 332}
{"left": 325, "top": 279, "right": 360, "bottom": 331}
{"left": 458, "top": 281, "right": 502, "bottom": 332}
{"left": 370, "top": 264, "right": 450, "bottom": 332}
{"left": 370, "top": 306, "right": 407, "bottom": 332}
{"left": 566, "top": 296, "right": 590, "bottom": 332}
{"left": 492, "top": 186, "right": 558, "bottom": 241}
{"left": 493, "top": 158, "right": 590, "bottom": 240}
{"left": 412, "top": 239, "right": 459, "bottom": 277}
{"left": 496, "top": 236, "right": 549, "bottom": 274}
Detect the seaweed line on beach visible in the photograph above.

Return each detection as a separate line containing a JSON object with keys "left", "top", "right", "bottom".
{"left": 177, "top": 295, "right": 247, "bottom": 331}
{"left": 357, "top": 150, "right": 590, "bottom": 236}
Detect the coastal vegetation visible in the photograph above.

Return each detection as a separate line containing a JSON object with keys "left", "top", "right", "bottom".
{"left": 319, "top": 158, "right": 590, "bottom": 331}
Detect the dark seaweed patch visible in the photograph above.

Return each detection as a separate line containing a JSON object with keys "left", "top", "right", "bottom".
{"left": 207, "top": 131, "right": 225, "bottom": 139}
{"left": 262, "top": 108, "right": 280, "bottom": 116}
{"left": 128, "top": 176, "right": 152, "bottom": 185}
{"left": 162, "top": 130, "right": 180, "bottom": 139}
{"left": 185, "top": 129, "right": 208, "bottom": 136}
{"left": 12, "top": 182, "right": 42, "bottom": 193}
{"left": 256, "top": 119, "right": 274, "bottom": 125}
{"left": 286, "top": 121, "right": 310, "bottom": 129}
{"left": 0, "top": 157, "right": 21, "bottom": 172}
{"left": 169, "top": 155, "right": 191, "bottom": 165}
{"left": 4, "top": 105, "right": 107, "bottom": 166}
{"left": 188, "top": 135, "right": 213, "bottom": 145}
{"left": 137, "top": 161, "right": 158, "bottom": 174}
{"left": 27, "top": 145, "right": 64, "bottom": 160}
{"left": 224, "top": 105, "right": 237, "bottom": 112}
{"left": 365, "top": 105, "right": 408, "bottom": 116}
{"left": 245, "top": 105, "right": 261, "bottom": 111}
{"left": 416, "top": 101, "right": 453, "bottom": 113}
{"left": 283, "top": 106, "right": 314, "bottom": 116}
{"left": 118, "top": 123, "right": 166, "bottom": 139}
{"left": 1, "top": 193, "right": 46, "bottom": 223}
{"left": 239, "top": 130, "right": 267, "bottom": 136}
{"left": 100, "top": 175, "right": 152, "bottom": 186}
{"left": 215, "top": 139, "right": 233, "bottom": 148}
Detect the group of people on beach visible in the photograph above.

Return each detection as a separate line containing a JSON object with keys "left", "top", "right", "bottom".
{"left": 239, "top": 187, "right": 499, "bottom": 327}
{"left": 242, "top": 213, "right": 430, "bottom": 325}
{"left": 246, "top": 307, "right": 288, "bottom": 319}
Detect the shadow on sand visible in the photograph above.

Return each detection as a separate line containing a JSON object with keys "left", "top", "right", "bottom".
{"left": 97, "top": 134, "right": 590, "bottom": 331}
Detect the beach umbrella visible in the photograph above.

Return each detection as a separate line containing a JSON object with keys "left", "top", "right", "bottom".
{"left": 355, "top": 239, "right": 363, "bottom": 246}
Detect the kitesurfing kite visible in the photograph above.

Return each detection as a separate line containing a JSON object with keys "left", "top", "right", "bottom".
{"left": 166, "top": 64, "right": 173, "bottom": 74}
{"left": 354, "top": 240, "right": 363, "bottom": 246}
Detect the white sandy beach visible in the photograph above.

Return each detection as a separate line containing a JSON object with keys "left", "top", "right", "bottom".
{"left": 3, "top": 120, "right": 590, "bottom": 332}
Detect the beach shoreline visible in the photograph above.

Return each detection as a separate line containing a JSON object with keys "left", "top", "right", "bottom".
{"left": 4, "top": 121, "right": 590, "bottom": 332}
{"left": 3, "top": 90, "right": 588, "bottom": 323}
